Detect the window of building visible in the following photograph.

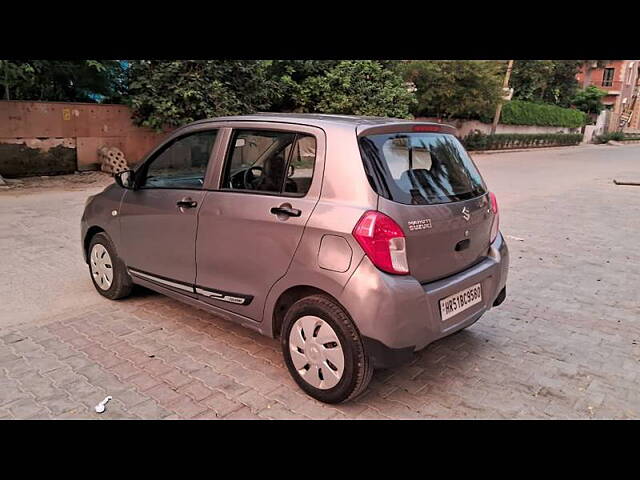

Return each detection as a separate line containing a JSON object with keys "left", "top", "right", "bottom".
{"left": 602, "top": 68, "right": 615, "bottom": 87}
{"left": 626, "top": 62, "right": 634, "bottom": 86}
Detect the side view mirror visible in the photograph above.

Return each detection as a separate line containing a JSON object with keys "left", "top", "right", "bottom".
{"left": 114, "top": 169, "right": 135, "bottom": 189}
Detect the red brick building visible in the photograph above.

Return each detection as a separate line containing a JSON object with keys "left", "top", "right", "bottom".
{"left": 576, "top": 60, "right": 640, "bottom": 131}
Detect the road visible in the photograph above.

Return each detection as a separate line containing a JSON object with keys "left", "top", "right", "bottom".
{"left": 0, "top": 144, "right": 639, "bottom": 419}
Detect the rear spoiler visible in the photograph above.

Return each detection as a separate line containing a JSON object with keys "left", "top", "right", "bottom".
{"left": 357, "top": 122, "right": 457, "bottom": 137}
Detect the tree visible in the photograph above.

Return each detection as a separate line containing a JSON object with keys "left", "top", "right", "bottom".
{"left": 544, "top": 60, "right": 583, "bottom": 106}
{"left": 509, "top": 60, "right": 582, "bottom": 107}
{"left": 127, "top": 60, "right": 416, "bottom": 129}
{"left": 0, "top": 60, "right": 126, "bottom": 103}
{"left": 571, "top": 85, "right": 607, "bottom": 117}
{"left": 509, "top": 60, "right": 556, "bottom": 103}
{"left": 266, "top": 60, "right": 340, "bottom": 112}
{"left": 127, "top": 60, "right": 283, "bottom": 130}
{"left": 293, "top": 61, "right": 415, "bottom": 118}
{"left": 398, "top": 60, "right": 503, "bottom": 122}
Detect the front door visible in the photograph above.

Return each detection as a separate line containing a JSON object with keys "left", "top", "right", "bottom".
{"left": 119, "top": 129, "right": 219, "bottom": 290}
{"left": 195, "top": 126, "right": 323, "bottom": 321}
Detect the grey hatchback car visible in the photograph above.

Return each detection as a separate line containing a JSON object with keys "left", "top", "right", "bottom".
{"left": 81, "top": 113, "right": 509, "bottom": 403}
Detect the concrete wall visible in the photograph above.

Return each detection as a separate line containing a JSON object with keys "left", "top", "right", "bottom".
{"left": 416, "top": 117, "right": 581, "bottom": 138}
{"left": 0, "top": 101, "right": 167, "bottom": 177}
{"left": 582, "top": 110, "right": 609, "bottom": 143}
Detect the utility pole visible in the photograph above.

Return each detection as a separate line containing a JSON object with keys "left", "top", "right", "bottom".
{"left": 491, "top": 60, "right": 514, "bottom": 134}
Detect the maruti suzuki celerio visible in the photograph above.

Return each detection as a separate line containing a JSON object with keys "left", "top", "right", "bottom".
{"left": 81, "top": 114, "right": 509, "bottom": 403}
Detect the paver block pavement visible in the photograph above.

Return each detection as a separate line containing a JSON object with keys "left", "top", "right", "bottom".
{"left": 1, "top": 145, "right": 640, "bottom": 418}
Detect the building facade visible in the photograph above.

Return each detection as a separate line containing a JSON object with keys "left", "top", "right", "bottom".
{"left": 576, "top": 60, "right": 640, "bottom": 132}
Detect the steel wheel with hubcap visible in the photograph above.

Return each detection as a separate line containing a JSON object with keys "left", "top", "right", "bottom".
{"left": 90, "top": 243, "right": 113, "bottom": 290}
{"left": 281, "top": 294, "right": 374, "bottom": 403}
{"left": 289, "top": 315, "right": 344, "bottom": 390}
{"left": 87, "top": 232, "right": 132, "bottom": 300}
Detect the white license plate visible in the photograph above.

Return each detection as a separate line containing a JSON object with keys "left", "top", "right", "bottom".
{"left": 439, "top": 283, "right": 482, "bottom": 321}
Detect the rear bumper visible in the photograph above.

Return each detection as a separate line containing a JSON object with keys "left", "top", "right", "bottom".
{"left": 341, "top": 233, "right": 509, "bottom": 369}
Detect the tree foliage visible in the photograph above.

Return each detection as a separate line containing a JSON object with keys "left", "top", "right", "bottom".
{"left": 266, "top": 60, "right": 341, "bottom": 112}
{"left": 0, "top": 60, "right": 126, "bottom": 103}
{"left": 292, "top": 61, "right": 415, "bottom": 118}
{"left": 398, "top": 60, "right": 503, "bottom": 122}
{"left": 127, "top": 60, "right": 282, "bottom": 130}
{"left": 571, "top": 85, "right": 607, "bottom": 116}
{"left": 509, "top": 60, "right": 583, "bottom": 107}
{"left": 127, "top": 60, "right": 415, "bottom": 129}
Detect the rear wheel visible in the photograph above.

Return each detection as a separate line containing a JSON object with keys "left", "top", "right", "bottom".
{"left": 88, "top": 232, "right": 132, "bottom": 300}
{"left": 281, "top": 294, "right": 373, "bottom": 404}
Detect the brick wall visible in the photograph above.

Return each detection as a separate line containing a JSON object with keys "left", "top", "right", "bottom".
{"left": 0, "top": 101, "right": 168, "bottom": 177}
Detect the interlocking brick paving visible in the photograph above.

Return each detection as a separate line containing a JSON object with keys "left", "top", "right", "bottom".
{"left": 1, "top": 144, "right": 639, "bottom": 419}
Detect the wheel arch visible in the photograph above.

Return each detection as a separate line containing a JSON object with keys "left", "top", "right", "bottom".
{"left": 83, "top": 225, "right": 106, "bottom": 263}
{"left": 270, "top": 285, "right": 349, "bottom": 339}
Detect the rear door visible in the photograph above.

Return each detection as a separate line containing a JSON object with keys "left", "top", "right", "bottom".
{"left": 359, "top": 125, "right": 494, "bottom": 283}
{"left": 194, "top": 124, "right": 324, "bottom": 321}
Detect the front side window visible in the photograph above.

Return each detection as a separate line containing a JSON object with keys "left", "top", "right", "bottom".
{"left": 359, "top": 132, "right": 486, "bottom": 205}
{"left": 221, "top": 129, "right": 316, "bottom": 196}
{"left": 139, "top": 130, "right": 218, "bottom": 189}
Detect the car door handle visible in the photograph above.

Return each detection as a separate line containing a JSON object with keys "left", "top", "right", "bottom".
{"left": 177, "top": 198, "right": 198, "bottom": 209}
{"left": 270, "top": 205, "right": 301, "bottom": 217}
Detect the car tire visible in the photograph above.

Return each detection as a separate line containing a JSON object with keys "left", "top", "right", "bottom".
{"left": 87, "top": 232, "right": 132, "bottom": 300}
{"left": 281, "top": 294, "right": 374, "bottom": 404}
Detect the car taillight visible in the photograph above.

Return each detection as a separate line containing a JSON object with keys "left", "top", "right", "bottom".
{"left": 352, "top": 211, "right": 409, "bottom": 275}
{"left": 489, "top": 192, "right": 499, "bottom": 243}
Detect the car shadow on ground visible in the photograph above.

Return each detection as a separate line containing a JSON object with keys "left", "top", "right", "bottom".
{"left": 123, "top": 284, "right": 490, "bottom": 411}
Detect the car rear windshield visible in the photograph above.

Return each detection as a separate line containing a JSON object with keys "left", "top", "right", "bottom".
{"left": 359, "top": 132, "right": 487, "bottom": 205}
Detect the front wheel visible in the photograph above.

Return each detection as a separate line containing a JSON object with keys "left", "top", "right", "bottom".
{"left": 88, "top": 232, "right": 132, "bottom": 300}
{"left": 281, "top": 295, "right": 373, "bottom": 404}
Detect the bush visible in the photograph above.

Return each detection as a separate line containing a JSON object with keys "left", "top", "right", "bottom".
{"left": 461, "top": 131, "right": 583, "bottom": 151}
{"left": 594, "top": 132, "right": 640, "bottom": 144}
{"left": 501, "top": 100, "right": 587, "bottom": 128}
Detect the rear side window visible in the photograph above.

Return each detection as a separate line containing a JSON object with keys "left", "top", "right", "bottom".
{"left": 359, "top": 132, "right": 486, "bottom": 205}
{"left": 221, "top": 129, "right": 316, "bottom": 196}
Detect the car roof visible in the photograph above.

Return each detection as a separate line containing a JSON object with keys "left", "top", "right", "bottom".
{"left": 189, "top": 113, "right": 450, "bottom": 132}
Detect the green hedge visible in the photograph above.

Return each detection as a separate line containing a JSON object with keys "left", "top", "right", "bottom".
{"left": 594, "top": 132, "right": 640, "bottom": 144}
{"left": 461, "top": 132, "right": 583, "bottom": 151}
{"left": 501, "top": 100, "right": 587, "bottom": 128}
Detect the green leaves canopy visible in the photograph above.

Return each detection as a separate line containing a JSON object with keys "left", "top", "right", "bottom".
{"left": 293, "top": 60, "right": 416, "bottom": 118}
{"left": 127, "top": 60, "right": 416, "bottom": 129}
{"left": 571, "top": 85, "right": 607, "bottom": 116}
{"left": 0, "top": 60, "right": 126, "bottom": 103}
{"left": 398, "top": 60, "right": 504, "bottom": 122}
{"left": 509, "top": 60, "right": 583, "bottom": 107}
{"left": 127, "top": 60, "right": 282, "bottom": 130}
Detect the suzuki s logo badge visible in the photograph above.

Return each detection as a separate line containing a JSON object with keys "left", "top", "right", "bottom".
{"left": 462, "top": 207, "right": 471, "bottom": 221}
